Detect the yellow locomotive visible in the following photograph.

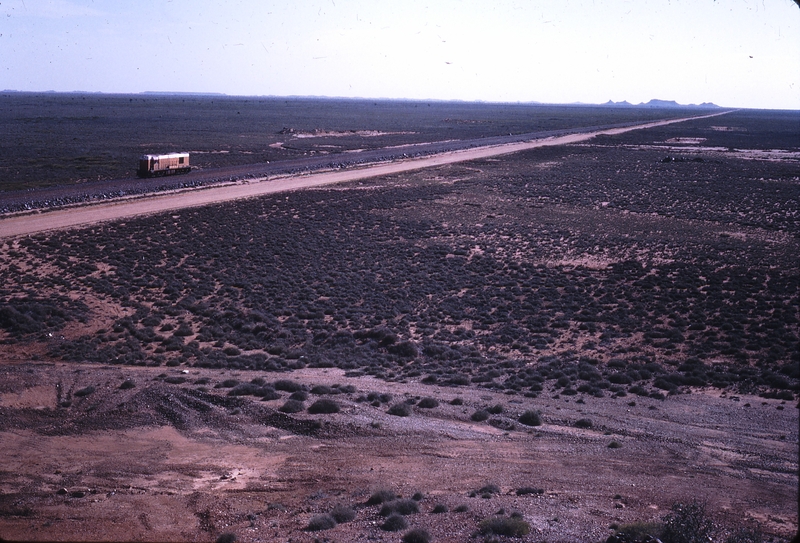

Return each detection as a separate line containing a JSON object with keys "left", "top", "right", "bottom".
{"left": 137, "top": 153, "right": 190, "bottom": 178}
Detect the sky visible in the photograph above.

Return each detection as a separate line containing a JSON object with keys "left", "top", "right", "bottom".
{"left": 1, "top": 0, "right": 798, "bottom": 109}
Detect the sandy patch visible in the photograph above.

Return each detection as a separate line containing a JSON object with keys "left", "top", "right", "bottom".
{"left": 541, "top": 257, "right": 617, "bottom": 270}
{"left": 0, "top": 385, "right": 56, "bottom": 409}
{"left": 665, "top": 137, "right": 707, "bottom": 144}
{"left": 594, "top": 144, "right": 800, "bottom": 162}
{"left": 292, "top": 130, "right": 415, "bottom": 139}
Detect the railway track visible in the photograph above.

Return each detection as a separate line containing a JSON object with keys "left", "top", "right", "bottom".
{"left": 0, "top": 122, "right": 656, "bottom": 215}
{"left": 0, "top": 112, "right": 730, "bottom": 238}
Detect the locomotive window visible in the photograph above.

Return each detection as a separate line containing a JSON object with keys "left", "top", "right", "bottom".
{"left": 179, "top": 157, "right": 184, "bottom": 164}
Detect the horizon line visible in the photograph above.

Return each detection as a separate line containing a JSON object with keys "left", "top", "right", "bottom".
{"left": 0, "top": 89, "right": 747, "bottom": 110}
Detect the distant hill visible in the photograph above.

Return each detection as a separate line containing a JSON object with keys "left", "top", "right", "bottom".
{"left": 602, "top": 99, "right": 720, "bottom": 109}
{"left": 141, "top": 91, "right": 227, "bottom": 96}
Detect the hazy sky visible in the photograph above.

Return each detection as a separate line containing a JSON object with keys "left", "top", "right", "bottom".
{"left": 2, "top": 0, "right": 798, "bottom": 109}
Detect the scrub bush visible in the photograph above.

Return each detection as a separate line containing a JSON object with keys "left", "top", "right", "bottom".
{"left": 74, "top": 386, "right": 95, "bottom": 397}
{"left": 308, "top": 398, "right": 340, "bottom": 414}
{"left": 516, "top": 487, "right": 544, "bottom": 496}
{"left": 402, "top": 528, "right": 431, "bottom": 543}
{"left": 366, "top": 489, "right": 397, "bottom": 505}
{"left": 479, "top": 516, "right": 530, "bottom": 537}
{"left": 417, "top": 397, "right": 439, "bottom": 408}
{"left": 306, "top": 514, "right": 337, "bottom": 531}
{"left": 274, "top": 379, "right": 303, "bottom": 392}
{"left": 379, "top": 499, "right": 419, "bottom": 516}
{"left": 388, "top": 403, "right": 412, "bottom": 416}
{"left": 330, "top": 505, "right": 356, "bottom": 523}
{"left": 661, "top": 501, "right": 714, "bottom": 543}
{"left": 260, "top": 388, "right": 281, "bottom": 400}
{"left": 518, "top": 410, "right": 542, "bottom": 426}
{"left": 279, "top": 399, "right": 304, "bottom": 413}
{"left": 381, "top": 514, "right": 408, "bottom": 532}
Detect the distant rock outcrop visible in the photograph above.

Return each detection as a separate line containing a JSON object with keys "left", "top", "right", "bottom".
{"left": 603, "top": 99, "right": 719, "bottom": 109}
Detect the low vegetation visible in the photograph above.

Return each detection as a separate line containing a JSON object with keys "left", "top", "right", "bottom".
{"left": 2, "top": 111, "right": 795, "bottom": 406}
{"left": 0, "top": 94, "right": 692, "bottom": 192}
{"left": 73, "top": 386, "right": 95, "bottom": 397}
{"left": 417, "top": 397, "right": 439, "bottom": 409}
{"left": 366, "top": 489, "right": 397, "bottom": 506}
{"left": 402, "top": 528, "right": 431, "bottom": 543}
{"left": 518, "top": 410, "right": 542, "bottom": 426}
{"left": 329, "top": 505, "right": 356, "bottom": 524}
{"left": 0, "top": 106, "right": 794, "bottom": 543}
{"left": 478, "top": 515, "right": 531, "bottom": 537}
{"left": 381, "top": 513, "right": 408, "bottom": 532}
{"left": 278, "top": 399, "right": 304, "bottom": 413}
{"left": 661, "top": 501, "right": 715, "bottom": 543}
{"left": 470, "top": 484, "right": 501, "bottom": 499}
{"left": 379, "top": 499, "right": 419, "bottom": 516}
{"left": 305, "top": 513, "right": 337, "bottom": 532}
{"left": 609, "top": 500, "right": 764, "bottom": 543}
{"left": 515, "top": 487, "right": 544, "bottom": 496}
{"left": 307, "top": 398, "right": 340, "bottom": 414}
{"left": 387, "top": 403, "right": 412, "bottom": 417}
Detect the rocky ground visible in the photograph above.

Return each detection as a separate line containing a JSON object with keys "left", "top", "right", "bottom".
{"left": 0, "top": 363, "right": 796, "bottom": 542}
{"left": 0, "top": 110, "right": 797, "bottom": 542}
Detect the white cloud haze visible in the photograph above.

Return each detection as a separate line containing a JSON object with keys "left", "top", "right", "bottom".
{"left": 1, "top": 0, "right": 798, "bottom": 108}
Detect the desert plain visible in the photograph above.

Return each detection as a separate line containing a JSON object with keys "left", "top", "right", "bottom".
{"left": 0, "top": 97, "right": 797, "bottom": 542}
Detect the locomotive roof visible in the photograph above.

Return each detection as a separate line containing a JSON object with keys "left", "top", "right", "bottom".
{"left": 139, "top": 152, "right": 189, "bottom": 160}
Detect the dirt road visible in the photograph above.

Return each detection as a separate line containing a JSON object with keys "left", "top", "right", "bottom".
{"left": 0, "top": 112, "right": 728, "bottom": 239}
